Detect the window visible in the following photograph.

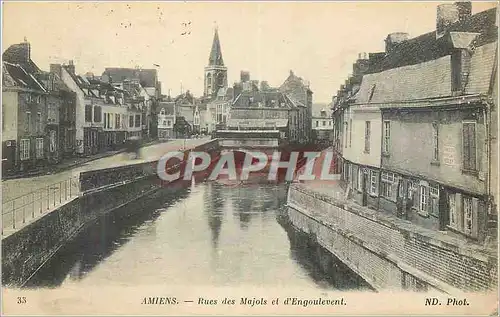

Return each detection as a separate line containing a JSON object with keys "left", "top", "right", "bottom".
{"left": 129, "top": 115, "right": 134, "bottom": 128}
{"left": 369, "top": 170, "right": 378, "bottom": 196}
{"left": 463, "top": 196, "right": 473, "bottom": 235}
{"left": 115, "top": 114, "right": 120, "bottom": 129}
{"left": 20, "top": 139, "right": 30, "bottom": 160}
{"left": 364, "top": 121, "right": 371, "bottom": 153}
{"left": 407, "top": 181, "right": 416, "bottom": 200}
{"left": 163, "top": 120, "right": 167, "bottom": 126}
{"left": 462, "top": 122, "right": 476, "bottom": 171}
{"left": 36, "top": 138, "right": 44, "bottom": 159}
{"left": 36, "top": 95, "right": 42, "bottom": 104}
{"left": 160, "top": 109, "right": 165, "bottom": 115}
{"left": 419, "top": 185, "right": 428, "bottom": 213}
{"left": 349, "top": 119, "right": 352, "bottom": 148}
{"left": 103, "top": 112, "right": 107, "bottom": 128}
{"left": 381, "top": 172, "right": 397, "bottom": 201}
{"left": 85, "top": 105, "right": 92, "bottom": 122}
{"left": 49, "top": 130, "right": 56, "bottom": 152}
{"left": 122, "top": 114, "right": 126, "bottom": 128}
{"left": 431, "top": 123, "right": 439, "bottom": 161}
{"left": 429, "top": 184, "right": 439, "bottom": 216}
{"left": 323, "top": 121, "right": 326, "bottom": 126}
{"left": 329, "top": 121, "right": 332, "bottom": 126}
{"left": 383, "top": 121, "right": 390, "bottom": 154}
{"left": 167, "top": 120, "right": 171, "bottom": 126}
{"left": 135, "top": 114, "right": 141, "bottom": 127}
{"left": 26, "top": 111, "right": 32, "bottom": 132}
{"left": 449, "top": 194, "right": 457, "bottom": 228}
{"left": 36, "top": 112, "right": 41, "bottom": 133}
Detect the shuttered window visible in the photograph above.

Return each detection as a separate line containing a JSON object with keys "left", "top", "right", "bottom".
{"left": 462, "top": 122, "right": 476, "bottom": 171}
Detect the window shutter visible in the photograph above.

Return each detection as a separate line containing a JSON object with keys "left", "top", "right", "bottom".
{"left": 456, "top": 193, "right": 463, "bottom": 232}
{"left": 469, "top": 124, "right": 476, "bottom": 170}
{"left": 463, "top": 124, "right": 470, "bottom": 169}
{"left": 472, "top": 197, "right": 479, "bottom": 238}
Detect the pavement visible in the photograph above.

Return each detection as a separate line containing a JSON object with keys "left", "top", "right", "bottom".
{"left": 1, "top": 137, "right": 211, "bottom": 203}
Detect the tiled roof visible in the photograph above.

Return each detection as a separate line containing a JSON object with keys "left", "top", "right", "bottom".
{"left": 158, "top": 102, "right": 175, "bottom": 115}
{"left": 356, "top": 55, "right": 452, "bottom": 104}
{"left": 232, "top": 90, "right": 291, "bottom": 109}
{"left": 3, "top": 62, "right": 46, "bottom": 92}
{"left": 370, "top": 8, "right": 497, "bottom": 73}
{"left": 465, "top": 41, "right": 498, "bottom": 94}
{"left": 312, "top": 103, "right": 330, "bottom": 117}
{"left": 227, "top": 118, "right": 289, "bottom": 128}
{"left": 102, "top": 68, "right": 158, "bottom": 88}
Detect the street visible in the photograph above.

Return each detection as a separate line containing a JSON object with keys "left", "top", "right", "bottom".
{"left": 2, "top": 138, "right": 210, "bottom": 202}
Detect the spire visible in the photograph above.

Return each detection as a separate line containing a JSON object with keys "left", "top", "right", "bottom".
{"left": 208, "top": 27, "right": 224, "bottom": 66}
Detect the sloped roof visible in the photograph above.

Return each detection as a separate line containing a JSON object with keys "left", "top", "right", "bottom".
{"left": 312, "top": 103, "right": 330, "bottom": 117}
{"left": 356, "top": 55, "right": 452, "bottom": 104}
{"left": 227, "top": 118, "right": 289, "bottom": 128}
{"left": 102, "top": 68, "right": 158, "bottom": 88}
{"left": 3, "top": 62, "right": 46, "bottom": 92}
{"left": 233, "top": 90, "right": 292, "bottom": 109}
{"left": 158, "top": 102, "right": 175, "bottom": 115}
{"left": 370, "top": 8, "right": 497, "bottom": 73}
{"left": 465, "top": 41, "right": 498, "bottom": 94}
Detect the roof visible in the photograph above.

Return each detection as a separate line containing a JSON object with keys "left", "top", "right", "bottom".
{"left": 312, "top": 103, "right": 331, "bottom": 117}
{"left": 208, "top": 29, "right": 224, "bottom": 66}
{"left": 465, "top": 41, "right": 498, "bottom": 94}
{"left": 356, "top": 55, "right": 452, "bottom": 104}
{"left": 2, "top": 42, "right": 42, "bottom": 75}
{"left": 369, "top": 7, "right": 497, "bottom": 73}
{"left": 158, "top": 102, "right": 175, "bottom": 115}
{"left": 102, "top": 68, "right": 158, "bottom": 88}
{"left": 176, "top": 104, "right": 194, "bottom": 122}
{"left": 226, "top": 118, "right": 289, "bottom": 128}
{"left": 3, "top": 62, "right": 46, "bottom": 92}
{"left": 232, "top": 90, "right": 292, "bottom": 109}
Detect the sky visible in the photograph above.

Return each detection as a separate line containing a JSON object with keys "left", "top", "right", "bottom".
{"left": 2, "top": 1, "right": 496, "bottom": 103}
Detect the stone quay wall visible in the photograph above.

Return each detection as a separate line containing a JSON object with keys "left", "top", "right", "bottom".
{"left": 2, "top": 139, "right": 221, "bottom": 287}
{"left": 287, "top": 183, "right": 498, "bottom": 293}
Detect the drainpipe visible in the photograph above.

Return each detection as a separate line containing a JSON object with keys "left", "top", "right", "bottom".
{"left": 482, "top": 99, "right": 493, "bottom": 220}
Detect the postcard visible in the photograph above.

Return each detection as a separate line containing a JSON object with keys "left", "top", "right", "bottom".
{"left": 1, "top": 1, "right": 498, "bottom": 316}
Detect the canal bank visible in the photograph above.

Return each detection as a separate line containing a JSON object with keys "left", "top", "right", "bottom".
{"left": 2, "top": 139, "right": 220, "bottom": 287}
{"left": 286, "top": 182, "right": 498, "bottom": 293}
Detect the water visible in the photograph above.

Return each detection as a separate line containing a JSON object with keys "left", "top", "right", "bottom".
{"left": 25, "top": 179, "right": 370, "bottom": 291}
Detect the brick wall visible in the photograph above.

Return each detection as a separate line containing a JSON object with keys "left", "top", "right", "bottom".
{"left": 287, "top": 184, "right": 497, "bottom": 292}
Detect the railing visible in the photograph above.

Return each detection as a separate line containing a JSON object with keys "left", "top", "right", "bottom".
{"left": 1, "top": 176, "right": 80, "bottom": 235}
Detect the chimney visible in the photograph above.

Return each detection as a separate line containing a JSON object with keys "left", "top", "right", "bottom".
{"left": 435, "top": 2, "right": 471, "bottom": 39}
{"left": 3, "top": 42, "right": 31, "bottom": 64}
{"left": 385, "top": 32, "right": 409, "bottom": 53}
{"left": 240, "top": 71, "right": 250, "bottom": 83}
{"left": 66, "top": 60, "right": 75, "bottom": 75}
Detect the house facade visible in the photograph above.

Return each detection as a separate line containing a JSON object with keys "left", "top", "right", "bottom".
{"left": 312, "top": 104, "right": 333, "bottom": 143}
{"left": 333, "top": 3, "right": 498, "bottom": 242}
{"left": 157, "top": 101, "right": 176, "bottom": 139}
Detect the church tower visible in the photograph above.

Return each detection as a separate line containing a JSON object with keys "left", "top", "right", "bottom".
{"left": 204, "top": 27, "right": 228, "bottom": 98}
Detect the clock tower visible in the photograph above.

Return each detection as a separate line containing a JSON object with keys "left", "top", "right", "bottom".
{"left": 204, "top": 27, "right": 228, "bottom": 98}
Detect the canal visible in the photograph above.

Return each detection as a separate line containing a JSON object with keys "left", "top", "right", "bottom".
{"left": 25, "top": 178, "right": 370, "bottom": 291}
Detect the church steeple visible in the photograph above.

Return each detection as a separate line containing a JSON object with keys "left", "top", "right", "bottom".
{"left": 208, "top": 27, "right": 224, "bottom": 66}
{"left": 204, "top": 27, "right": 228, "bottom": 98}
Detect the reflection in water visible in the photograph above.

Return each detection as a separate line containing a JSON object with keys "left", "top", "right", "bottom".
{"left": 25, "top": 179, "right": 368, "bottom": 291}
